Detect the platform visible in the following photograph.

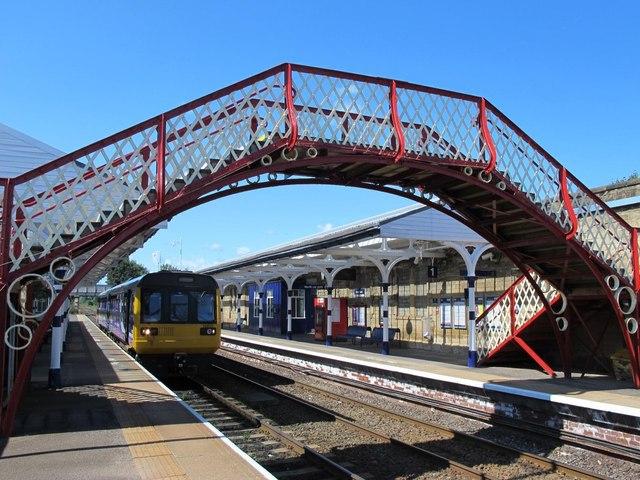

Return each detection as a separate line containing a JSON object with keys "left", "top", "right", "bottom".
{"left": 221, "top": 329, "right": 640, "bottom": 453}
{"left": 0, "top": 315, "right": 274, "bottom": 480}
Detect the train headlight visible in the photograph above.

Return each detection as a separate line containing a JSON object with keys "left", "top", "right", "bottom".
{"left": 140, "top": 327, "right": 158, "bottom": 336}
{"left": 200, "top": 327, "right": 217, "bottom": 336}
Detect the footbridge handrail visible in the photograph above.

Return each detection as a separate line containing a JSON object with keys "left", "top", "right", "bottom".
{"left": 3, "top": 63, "right": 638, "bottom": 296}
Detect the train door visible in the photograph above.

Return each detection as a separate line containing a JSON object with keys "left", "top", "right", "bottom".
{"left": 124, "top": 291, "right": 132, "bottom": 343}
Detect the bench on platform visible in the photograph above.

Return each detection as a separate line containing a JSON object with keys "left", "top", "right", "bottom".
{"left": 338, "top": 325, "right": 370, "bottom": 345}
{"left": 364, "top": 327, "right": 400, "bottom": 347}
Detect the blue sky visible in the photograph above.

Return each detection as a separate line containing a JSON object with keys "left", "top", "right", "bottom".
{"left": 2, "top": 1, "right": 639, "bottom": 272}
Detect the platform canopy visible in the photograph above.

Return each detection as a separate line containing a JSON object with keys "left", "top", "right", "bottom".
{"left": 200, "top": 204, "right": 492, "bottom": 292}
{"left": 0, "top": 122, "right": 163, "bottom": 285}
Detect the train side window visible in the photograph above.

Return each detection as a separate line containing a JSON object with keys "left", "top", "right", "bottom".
{"left": 142, "top": 291, "right": 162, "bottom": 323}
{"left": 170, "top": 291, "right": 189, "bottom": 323}
{"left": 190, "top": 291, "right": 214, "bottom": 323}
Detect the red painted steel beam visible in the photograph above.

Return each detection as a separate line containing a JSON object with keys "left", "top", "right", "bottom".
{"left": 0, "top": 178, "right": 14, "bottom": 427}
{"left": 559, "top": 167, "right": 578, "bottom": 240}
{"left": 513, "top": 336, "right": 556, "bottom": 377}
{"left": 156, "top": 115, "right": 166, "bottom": 209}
{"left": 633, "top": 228, "right": 640, "bottom": 293}
{"left": 478, "top": 98, "right": 497, "bottom": 173}
{"left": 285, "top": 64, "right": 298, "bottom": 150}
{"left": 389, "top": 80, "right": 405, "bottom": 163}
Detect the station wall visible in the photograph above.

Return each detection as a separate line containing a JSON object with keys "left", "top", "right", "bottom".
{"left": 221, "top": 248, "right": 518, "bottom": 352}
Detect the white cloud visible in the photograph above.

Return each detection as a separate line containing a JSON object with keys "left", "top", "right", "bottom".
{"left": 236, "top": 246, "right": 251, "bottom": 256}
{"left": 210, "top": 242, "right": 222, "bottom": 251}
{"left": 177, "top": 257, "right": 209, "bottom": 271}
{"left": 317, "top": 223, "right": 333, "bottom": 233}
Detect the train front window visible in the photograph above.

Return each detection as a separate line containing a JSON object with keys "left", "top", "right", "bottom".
{"left": 142, "top": 291, "right": 162, "bottom": 323}
{"left": 170, "top": 292, "right": 189, "bottom": 322}
{"left": 190, "top": 291, "right": 215, "bottom": 323}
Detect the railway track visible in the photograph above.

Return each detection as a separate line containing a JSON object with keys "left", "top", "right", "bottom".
{"left": 210, "top": 350, "right": 609, "bottom": 480}
{"left": 167, "top": 378, "right": 364, "bottom": 479}
{"left": 219, "top": 344, "right": 640, "bottom": 465}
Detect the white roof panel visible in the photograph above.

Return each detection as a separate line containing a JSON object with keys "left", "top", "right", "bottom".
{"left": 0, "top": 122, "right": 65, "bottom": 178}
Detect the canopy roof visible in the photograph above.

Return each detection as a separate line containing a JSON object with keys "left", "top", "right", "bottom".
{"left": 201, "top": 204, "right": 490, "bottom": 291}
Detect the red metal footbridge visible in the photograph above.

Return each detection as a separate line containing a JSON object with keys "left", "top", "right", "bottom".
{"left": 1, "top": 64, "right": 639, "bottom": 435}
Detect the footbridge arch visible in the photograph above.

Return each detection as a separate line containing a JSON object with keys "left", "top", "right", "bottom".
{"left": 1, "top": 63, "right": 639, "bottom": 434}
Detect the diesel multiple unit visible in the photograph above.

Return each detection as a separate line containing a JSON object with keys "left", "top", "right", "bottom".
{"left": 97, "top": 272, "right": 221, "bottom": 356}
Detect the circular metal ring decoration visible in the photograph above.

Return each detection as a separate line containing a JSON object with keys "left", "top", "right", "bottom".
{"left": 626, "top": 317, "right": 639, "bottom": 335}
{"left": 267, "top": 172, "right": 278, "bottom": 182}
{"left": 550, "top": 291, "right": 567, "bottom": 315}
{"left": 615, "top": 286, "right": 637, "bottom": 315}
{"left": 421, "top": 190, "right": 433, "bottom": 201}
{"left": 246, "top": 175, "right": 261, "bottom": 185}
{"left": 605, "top": 275, "right": 620, "bottom": 291}
{"left": 540, "top": 282, "right": 551, "bottom": 294}
{"left": 260, "top": 155, "right": 273, "bottom": 167}
{"left": 228, "top": 182, "right": 238, "bottom": 189}
{"left": 18, "top": 319, "right": 39, "bottom": 341}
{"left": 478, "top": 170, "right": 492, "bottom": 183}
{"left": 403, "top": 186, "right": 415, "bottom": 195}
{"left": 5, "top": 324, "right": 33, "bottom": 350}
{"left": 496, "top": 181, "right": 507, "bottom": 191}
{"left": 556, "top": 317, "right": 569, "bottom": 332}
{"left": 50, "top": 256, "right": 76, "bottom": 283}
{"left": 463, "top": 166, "right": 474, "bottom": 176}
{"left": 281, "top": 147, "right": 298, "bottom": 162}
{"left": 6, "top": 273, "right": 54, "bottom": 319}
{"left": 306, "top": 147, "right": 318, "bottom": 159}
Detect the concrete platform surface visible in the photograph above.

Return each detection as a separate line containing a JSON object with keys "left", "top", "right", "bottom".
{"left": 0, "top": 315, "right": 273, "bottom": 480}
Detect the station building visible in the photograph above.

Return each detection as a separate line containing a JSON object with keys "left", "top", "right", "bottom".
{"left": 203, "top": 205, "right": 520, "bottom": 356}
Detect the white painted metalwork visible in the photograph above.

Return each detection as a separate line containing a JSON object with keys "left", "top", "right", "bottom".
{"left": 476, "top": 272, "right": 558, "bottom": 361}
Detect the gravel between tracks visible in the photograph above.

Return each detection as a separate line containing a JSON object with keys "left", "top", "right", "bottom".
{"left": 206, "top": 361, "right": 466, "bottom": 479}
{"left": 218, "top": 347, "right": 639, "bottom": 480}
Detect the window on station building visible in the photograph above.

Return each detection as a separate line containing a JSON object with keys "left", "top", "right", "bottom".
{"left": 291, "top": 289, "right": 305, "bottom": 318}
{"left": 439, "top": 297, "right": 466, "bottom": 329}
{"left": 266, "top": 290, "right": 274, "bottom": 318}
{"left": 142, "top": 291, "right": 162, "bottom": 323}
{"left": 253, "top": 292, "right": 261, "bottom": 318}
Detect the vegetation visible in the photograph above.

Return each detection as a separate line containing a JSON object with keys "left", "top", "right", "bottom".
{"left": 159, "top": 262, "right": 180, "bottom": 271}
{"left": 603, "top": 171, "right": 640, "bottom": 189}
{"left": 107, "top": 258, "right": 148, "bottom": 286}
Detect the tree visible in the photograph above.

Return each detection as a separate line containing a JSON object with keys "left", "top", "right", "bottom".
{"left": 159, "top": 262, "right": 179, "bottom": 271}
{"left": 107, "top": 258, "right": 148, "bottom": 286}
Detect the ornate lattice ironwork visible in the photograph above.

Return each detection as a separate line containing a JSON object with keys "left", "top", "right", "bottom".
{"left": 476, "top": 272, "right": 558, "bottom": 361}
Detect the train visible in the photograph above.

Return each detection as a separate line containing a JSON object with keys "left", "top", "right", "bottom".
{"left": 97, "top": 271, "right": 221, "bottom": 364}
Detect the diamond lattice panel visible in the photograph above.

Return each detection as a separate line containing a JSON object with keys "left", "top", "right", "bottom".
{"left": 396, "top": 89, "right": 488, "bottom": 165}
{"left": 9, "top": 126, "right": 158, "bottom": 270}
{"left": 476, "top": 272, "right": 558, "bottom": 360}
{"left": 567, "top": 177, "right": 632, "bottom": 282}
{"left": 164, "top": 73, "right": 288, "bottom": 192}
{"left": 292, "top": 71, "right": 395, "bottom": 154}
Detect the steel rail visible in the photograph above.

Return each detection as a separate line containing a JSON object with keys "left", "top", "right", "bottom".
{"left": 191, "top": 378, "right": 363, "bottom": 480}
{"left": 218, "top": 347, "right": 609, "bottom": 480}
{"left": 221, "top": 344, "right": 639, "bottom": 466}
{"left": 206, "top": 361, "right": 494, "bottom": 479}
{"left": 239, "top": 355, "right": 603, "bottom": 479}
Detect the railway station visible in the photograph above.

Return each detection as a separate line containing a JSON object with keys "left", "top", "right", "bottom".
{"left": 2, "top": 55, "right": 640, "bottom": 480}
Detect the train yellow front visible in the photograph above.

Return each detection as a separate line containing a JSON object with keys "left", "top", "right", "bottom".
{"left": 97, "top": 272, "right": 221, "bottom": 356}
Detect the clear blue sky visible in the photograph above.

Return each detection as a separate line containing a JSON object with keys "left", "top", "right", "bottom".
{"left": 2, "top": 1, "right": 639, "bottom": 272}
